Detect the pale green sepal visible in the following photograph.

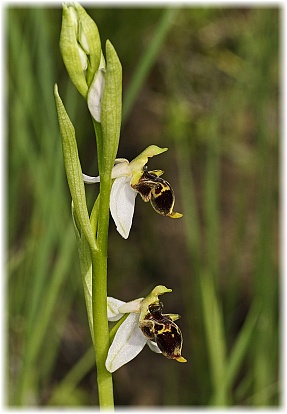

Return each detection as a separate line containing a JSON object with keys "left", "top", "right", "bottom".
{"left": 73, "top": 2, "right": 102, "bottom": 87}
{"left": 100, "top": 40, "right": 122, "bottom": 176}
{"left": 54, "top": 84, "right": 97, "bottom": 252}
{"left": 60, "top": 4, "right": 88, "bottom": 98}
{"left": 71, "top": 203, "right": 94, "bottom": 343}
{"left": 129, "top": 145, "right": 168, "bottom": 175}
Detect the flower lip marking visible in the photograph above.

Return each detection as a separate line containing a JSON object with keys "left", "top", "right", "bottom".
{"left": 131, "top": 164, "right": 183, "bottom": 218}
{"left": 139, "top": 300, "right": 187, "bottom": 363}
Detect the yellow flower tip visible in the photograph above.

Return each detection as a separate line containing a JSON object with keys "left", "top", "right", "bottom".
{"left": 176, "top": 356, "right": 187, "bottom": 363}
{"left": 152, "top": 285, "right": 172, "bottom": 296}
{"left": 169, "top": 211, "right": 183, "bottom": 219}
{"left": 143, "top": 145, "right": 168, "bottom": 157}
{"left": 139, "top": 285, "right": 172, "bottom": 319}
{"left": 130, "top": 145, "right": 168, "bottom": 172}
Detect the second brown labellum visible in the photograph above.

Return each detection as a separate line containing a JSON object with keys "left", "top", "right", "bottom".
{"left": 139, "top": 301, "right": 187, "bottom": 363}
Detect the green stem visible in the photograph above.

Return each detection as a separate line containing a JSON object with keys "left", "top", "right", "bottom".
{"left": 92, "top": 173, "right": 114, "bottom": 409}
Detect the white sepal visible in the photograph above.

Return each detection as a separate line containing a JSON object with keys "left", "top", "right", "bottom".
{"left": 119, "top": 298, "right": 143, "bottom": 314}
{"left": 105, "top": 313, "right": 147, "bottom": 373}
{"left": 147, "top": 340, "right": 161, "bottom": 354}
{"left": 107, "top": 297, "right": 126, "bottom": 322}
{"left": 110, "top": 176, "right": 137, "bottom": 239}
{"left": 78, "top": 45, "right": 88, "bottom": 71}
{"left": 87, "top": 54, "right": 106, "bottom": 122}
{"left": 82, "top": 173, "right": 100, "bottom": 184}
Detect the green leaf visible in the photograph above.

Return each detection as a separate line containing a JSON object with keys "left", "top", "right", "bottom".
{"left": 54, "top": 84, "right": 97, "bottom": 252}
{"left": 226, "top": 302, "right": 261, "bottom": 389}
{"left": 200, "top": 271, "right": 228, "bottom": 405}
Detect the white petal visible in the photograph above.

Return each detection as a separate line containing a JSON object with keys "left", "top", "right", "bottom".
{"left": 119, "top": 298, "right": 144, "bottom": 314}
{"left": 87, "top": 54, "right": 106, "bottom": 122}
{"left": 87, "top": 70, "right": 105, "bottom": 122}
{"left": 82, "top": 173, "right": 100, "bottom": 184}
{"left": 78, "top": 25, "right": 89, "bottom": 54}
{"left": 78, "top": 45, "right": 88, "bottom": 71}
{"left": 110, "top": 177, "right": 137, "bottom": 239}
{"left": 105, "top": 313, "right": 147, "bottom": 373}
{"left": 67, "top": 6, "right": 78, "bottom": 28}
{"left": 147, "top": 340, "right": 162, "bottom": 354}
{"left": 107, "top": 297, "right": 126, "bottom": 321}
{"left": 111, "top": 159, "right": 131, "bottom": 179}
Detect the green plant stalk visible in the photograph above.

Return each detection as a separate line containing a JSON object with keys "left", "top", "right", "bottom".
{"left": 91, "top": 175, "right": 114, "bottom": 409}
{"left": 89, "top": 39, "right": 121, "bottom": 409}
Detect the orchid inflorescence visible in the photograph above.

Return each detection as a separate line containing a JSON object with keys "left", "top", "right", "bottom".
{"left": 55, "top": 3, "right": 186, "bottom": 405}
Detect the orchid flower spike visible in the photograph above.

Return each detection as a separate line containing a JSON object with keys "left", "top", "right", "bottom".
{"left": 83, "top": 145, "right": 183, "bottom": 238}
{"left": 106, "top": 285, "right": 187, "bottom": 373}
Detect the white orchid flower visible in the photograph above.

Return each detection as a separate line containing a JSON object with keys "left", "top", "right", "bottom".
{"left": 83, "top": 145, "right": 183, "bottom": 239}
{"left": 106, "top": 285, "right": 187, "bottom": 373}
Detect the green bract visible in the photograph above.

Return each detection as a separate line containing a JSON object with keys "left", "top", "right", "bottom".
{"left": 54, "top": 84, "right": 97, "bottom": 252}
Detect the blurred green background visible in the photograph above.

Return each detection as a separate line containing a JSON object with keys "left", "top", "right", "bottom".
{"left": 7, "top": 5, "right": 279, "bottom": 407}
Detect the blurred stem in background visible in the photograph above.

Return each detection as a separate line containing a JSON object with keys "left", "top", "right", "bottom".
{"left": 122, "top": 7, "right": 178, "bottom": 125}
{"left": 8, "top": 8, "right": 79, "bottom": 404}
{"left": 165, "top": 8, "right": 278, "bottom": 405}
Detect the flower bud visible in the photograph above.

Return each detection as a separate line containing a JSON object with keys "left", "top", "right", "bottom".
{"left": 60, "top": 3, "right": 101, "bottom": 98}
